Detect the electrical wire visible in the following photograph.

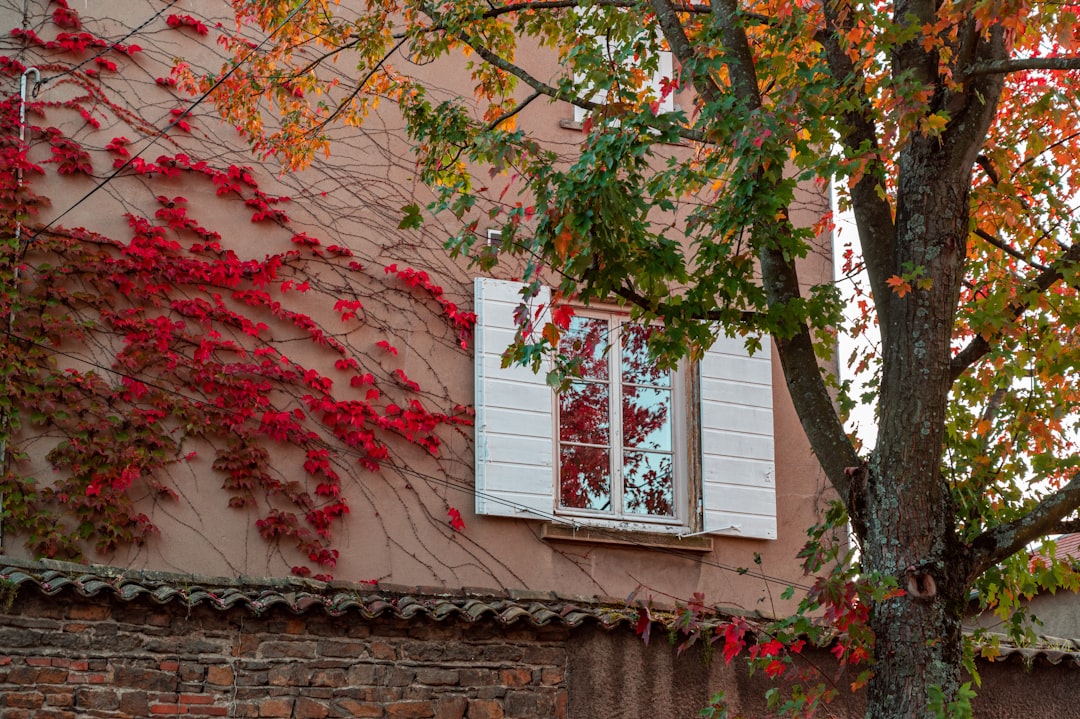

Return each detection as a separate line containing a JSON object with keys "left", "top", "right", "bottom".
{"left": 34, "top": 0, "right": 182, "bottom": 87}
{"left": 20, "top": 0, "right": 315, "bottom": 254}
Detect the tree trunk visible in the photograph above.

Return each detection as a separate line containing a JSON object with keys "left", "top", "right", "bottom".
{"left": 859, "top": 134, "right": 973, "bottom": 718}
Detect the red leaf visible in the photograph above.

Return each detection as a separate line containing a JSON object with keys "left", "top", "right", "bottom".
{"left": 447, "top": 507, "right": 465, "bottom": 532}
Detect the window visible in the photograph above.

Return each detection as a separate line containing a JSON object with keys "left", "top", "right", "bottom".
{"left": 556, "top": 313, "right": 684, "bottom": 525}
{"left": 473, "top": 278, "right": 775, "bottom": 539}
{"left": 572, "top": 49, "right": 674, "bottom": 124}
{"left": 568, "top": 10, "right": 675, "bottom": 124}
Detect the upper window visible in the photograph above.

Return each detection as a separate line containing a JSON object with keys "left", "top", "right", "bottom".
{"left": 556, "top": 313, "right": 683, "bottom": 524}
{"left": 572, "top": 49, "right": 674, "bottom": 124}
{"left": 473, "top": 278, "right": 776, "bottom": 539}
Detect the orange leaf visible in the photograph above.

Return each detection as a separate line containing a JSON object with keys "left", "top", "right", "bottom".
{"left": 554, "top": 227, "right": 574, "bottom": 260}
{"left": 886, "top": 275, "right": 911, "bottom": 298}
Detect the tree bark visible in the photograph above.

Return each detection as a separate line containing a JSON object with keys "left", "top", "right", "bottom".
{"left": 860, "top": 135, "right": 971, "bottom": 714}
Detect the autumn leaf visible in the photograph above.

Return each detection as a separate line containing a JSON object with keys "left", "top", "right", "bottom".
{"left": 553, "top": 227, "right": 574, "bottom": 260}
{"left": 886, "top": 275, "right": 912, "bottom": 298}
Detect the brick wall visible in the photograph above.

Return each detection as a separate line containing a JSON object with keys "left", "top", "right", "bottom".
{"left": 0, "top": 590, "right": 569, "bottom": 719}
{"left": 2, "top": 577, "right": 1079, "bottom": 719}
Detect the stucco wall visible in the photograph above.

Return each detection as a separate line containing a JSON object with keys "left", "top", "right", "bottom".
{"left": 0, "top": 0, "right": 834, "bottom": 613}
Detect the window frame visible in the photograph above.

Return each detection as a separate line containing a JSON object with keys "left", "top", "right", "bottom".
{"left": 552, "top": 309, "right": 689, "bottom": 528}
{"left": 473, "top": 277, "right": 776, "bottom": 540}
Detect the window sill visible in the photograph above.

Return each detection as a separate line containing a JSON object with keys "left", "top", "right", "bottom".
{"left": 539, "top": 522, "right": 713, "bottom": 552}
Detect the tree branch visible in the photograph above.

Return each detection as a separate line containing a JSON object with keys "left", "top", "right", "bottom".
{"left": 949, "top": 239, "right": 1080, "bottom": 382}
{"left": 973, "top": 227, "right": 1048, "bottom": 272}
{"left": 710, "top": 0, "right": 860, "bottom": 500}
{"left": 609, "top": 283, "right": 757, "bottom": 325}
{"left": 480, "top": 0, "right": 715, "bottom": 19}
{"left": 968, "top": 471, "right": 1080, "bottom": 580}
{"left": 649, "top": 0, "right": 723, "bottom": 107}
{"left": 962, "top": 55, "right": 1080, "bottom": 79}
{"left": 459, "top": 30, "right": 709, "bottom": 143}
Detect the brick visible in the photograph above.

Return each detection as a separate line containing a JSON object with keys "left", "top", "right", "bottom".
{"left": 4, "top": 691, "right": 44, "bottom": 708}
{"left": 188, "top": 706, "right": 229, "bottom": 717}
{"left": 318, "top": 640, "right": 368, "bottom": 659}
{"left": 259, "top": 697, "right": 294, "bottom": 717}
{"left": 27, "top": 657, "right": 51, "bottom": 667}
{"left": 435, "top": 695, "right": 467, "bottom": 719}
{"left": 269, "top": 663, "right": 309, "bottom": 686}
{"left": 120, "top": 691, "right": 150, "bottom": 714}
{"left": 332, "top": 699, "right": 383, "bottom": 717}
{"left": 386, "top": 701, "right": 435, "bottom": 719}
{"left": 7, "top": 667, "right": 42, "bottom": 684}
{"left": 540, "top": 667, "right": 564, "bottom": 686}
{"left": 309, "top": 668, "right": 346, "bottom": 687}
{"left": 457, "top": 669, "right": 494, "bottom": 687}
{"left": 260, "top": 641, "right": 317, "bottom": 659}
{"left": 521, "top": 647, "right": 564, "bottom": 665}
{"left": 475, "top": 687, "right": 506, "bottom": 701}
{"left": 293, "top": 697, "right": 330, "bottom": 719}
{"left": 30, "top": 711, "right": 75, "bottom": 719}
{"left": 67, "top": 605, "right": 110, "bottom": 621}
{"left": 115, "top": 667, "right": 178, "bottom": 692}
{"left": 402, "top": 686, "right": 435, "bottom": 701}
{"left": 466, "top": 699, "right": 504, "bottom": 719}
{"left": 36, "top": 667, "right": 70, "bottom": 684}
{"left": 149, "top": 705, "right": 185, "bottom": 715}
{"left": 553, "top": 690, "right": 567, "bottom": 719}
{"left": 385, "top": 667, "right": 414, "bottom": 687}
{"left": 503, "top": 691, "right": 541, "bottom": 717}
{"left": 44, "top": 689, "right": 75, "bottom": 707}
{"left": 499, "top": 669, "right": 532, "bottom": 688}
{"left": 347, "top": 663, "right": 378, "bottom": 685}
{"left": 160, "top": 661, "right": 181, "bottom": 672}
{"left": 180, "top": 663, "right": 206, "bottom": 682}
{"left": 415, "top": 669, "right": 459, "bottom": 687}
{"left": 52, "top": 658, "right": 89, "bottom": 671}
{"left": 180, "top": 694, "right": 214, "bottom": 705}
{"left": 371, "top": 641, "right": 397, "bottom": 660}
{"left": 232, "top": 634, "right": 260, "bottom": 657}
{"left": 206, "top": 665, "right": 234, "bottom": 686}
{"left": 285, "top": 619, "right": 307, "bottom": 635}
{"left": 76, "top": 688, "right": 120, "bottom": 711}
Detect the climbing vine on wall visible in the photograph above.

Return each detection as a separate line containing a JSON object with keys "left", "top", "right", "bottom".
{"left": 0, "top": 0, "right": 473, "bottom": 579}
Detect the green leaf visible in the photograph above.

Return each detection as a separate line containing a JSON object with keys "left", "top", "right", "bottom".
{"left": 398, "top": 203, "right": 423, "bottom": 230}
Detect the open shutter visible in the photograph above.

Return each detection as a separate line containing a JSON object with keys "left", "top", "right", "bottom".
{"left": 699, "top": 335, "right": 776, "bottom": 539}
{"left": 474, "top": 278, "right": 554, "bottom": 519}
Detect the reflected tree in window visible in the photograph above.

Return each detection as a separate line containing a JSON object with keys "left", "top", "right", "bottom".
{"left": 557, "top": 316, "right": 674, "bottom": 518}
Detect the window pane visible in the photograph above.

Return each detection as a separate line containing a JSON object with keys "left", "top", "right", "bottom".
{"left": 560, "top": 380, "right": 609, "bottom": 445}
{"left": 622, "top": 451, "right": 674, "bottom": 517}
{"left": 559, "top": 444, "right": 611, "bottom": 512}
{"left": 621, "top": 324, "right": 669, "bottom": 387}
{"left": 622, "top": 385, "right": 672, "bottom": 453}
{"left": 563, "top": 315, "right": 609, "bottom": 380}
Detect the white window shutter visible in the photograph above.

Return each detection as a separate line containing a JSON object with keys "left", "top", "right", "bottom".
{"left": 474, "top": 278, "right": 555, "bottom": 519}
{"left": 699, "top": 335, "right": 776, "bottom": 539}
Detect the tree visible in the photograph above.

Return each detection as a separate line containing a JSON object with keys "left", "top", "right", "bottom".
{"left": 191, "top": 0, "right": 1080, "bottom": 717}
